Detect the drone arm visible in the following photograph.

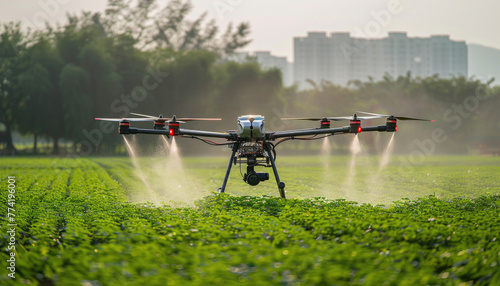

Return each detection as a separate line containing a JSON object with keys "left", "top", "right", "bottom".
{"left": 124, "top": 127, "right": 163, "bottom": 135}
{"left": 179, "top": 128, "right": 235, "bottom": 140}
{"left": 269, "top": 124, "right": 390, "bottom": 140}
{"left": 362, "top": 125, "right": 388, "bottom": 132}
{"left": 269, "top": 126, "right": 349, "bottom": 139}
{"left": 120, "top": 126, "right": 235, "bottom": 140}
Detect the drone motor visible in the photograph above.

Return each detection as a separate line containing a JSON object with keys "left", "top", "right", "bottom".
{"left": 154, "top": 115, "right": 166, "bottom": 130}
{"left": 118, "top": 120, "right": 130, "bottom": 134}
{"left": 168, "top": 121, "right": 180, "bottom": 136}
{"left": 386, "top": 116, "right": 398, "bottom": 132}
{"left": 320, "top": 118, "right": 330, "bottom": 128}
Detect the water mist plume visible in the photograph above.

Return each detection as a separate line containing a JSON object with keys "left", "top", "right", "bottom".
{"left": 123, "top": 135, "right": 158, "bottom": 203}
{"left": 379, "top": 133, "right": 395, "bottom": 168}
{"left": 321, "top": 137, "right": 331, "bottom": 171}
{"left": 366, "top": 133, "right": 396, "bottom": 204}
{"left": 343, "top": 135, "right": 363, "bottom": 201}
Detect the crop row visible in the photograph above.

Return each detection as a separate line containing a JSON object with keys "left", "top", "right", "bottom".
{"left": 0, "top": 158, "right": 499, "bottom": 285}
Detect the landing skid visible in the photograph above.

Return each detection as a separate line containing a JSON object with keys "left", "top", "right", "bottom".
{"left": 218, "top": 142, "right": 286, "bottom": 199}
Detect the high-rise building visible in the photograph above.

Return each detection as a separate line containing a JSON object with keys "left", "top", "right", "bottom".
{"left": 468, "top": 43, "right": 500, "bottom": 86}
{"left": 294, "top": 32, "right": 468, "bottom": 88}
{"left": 227, "top": 51, "right": 294, "bottom": 86}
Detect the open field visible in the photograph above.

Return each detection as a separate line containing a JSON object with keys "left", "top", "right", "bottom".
{"left": 92, "top": 155, "right": 500, "bottom": 205}
{"left": 0, "top": 156, "right": 499, "bottom": 285}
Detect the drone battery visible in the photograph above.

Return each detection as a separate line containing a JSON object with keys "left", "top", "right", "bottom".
{"left": 237, "top": 115, "right": 265, "bottom": 138}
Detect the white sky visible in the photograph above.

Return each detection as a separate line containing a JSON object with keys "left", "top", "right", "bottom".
{"left": 1, "top": 0, "right": 499, "bottom": 61}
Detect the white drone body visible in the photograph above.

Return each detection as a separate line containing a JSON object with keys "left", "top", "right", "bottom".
{"left": 237, "top": 115, "right": 265, "bottom": 138}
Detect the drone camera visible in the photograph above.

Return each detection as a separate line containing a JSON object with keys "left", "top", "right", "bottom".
{"left": 349, "top": 120, "right": 362, "bottom": 133}
{"left": 118, "top": 120, "right": 130, "bottom": 134}
{"left": 243, "top": 164, "right": 269, "bottom": 186}
{"left": 386, "top": 117, "right": 398, "bottom": 132}
{"left": 244, "top": 171, "right": 269, "bottom": 186}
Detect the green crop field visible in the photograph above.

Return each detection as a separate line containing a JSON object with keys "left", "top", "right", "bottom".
{"left": 1, "top": 156, "right": 499, "bottom": 285}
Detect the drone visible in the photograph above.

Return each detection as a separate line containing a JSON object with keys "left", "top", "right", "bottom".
{"left": 96, "top": 111, "right": 433, "bottom": 199}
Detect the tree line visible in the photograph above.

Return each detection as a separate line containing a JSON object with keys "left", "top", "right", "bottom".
{"left": 285, "top": 75, "right": 500, "bottom": 154}
{"left": 1, "top": 0, "right": 499, "bottom": 155}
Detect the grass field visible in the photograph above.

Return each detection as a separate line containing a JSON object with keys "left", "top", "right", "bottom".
{"left": 0, "top": 156, "right": 499, "bottom": 285}
{"left": 91, "top": 155, "right": 500, "bottom": 205}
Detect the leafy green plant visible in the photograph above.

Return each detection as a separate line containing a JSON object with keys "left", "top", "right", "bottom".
{"left": 0, "top": 157, "right": 499, "bottom": 285}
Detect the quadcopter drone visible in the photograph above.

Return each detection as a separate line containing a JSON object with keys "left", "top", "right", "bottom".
{"left": 96, "top": 112, "right": 433, "bottom": 199}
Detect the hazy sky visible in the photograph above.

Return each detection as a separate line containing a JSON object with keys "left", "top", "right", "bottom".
{"left": 1, "top": 0, "right": 498, "bottom": 60}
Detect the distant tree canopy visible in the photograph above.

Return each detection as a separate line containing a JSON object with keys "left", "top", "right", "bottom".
{"left": 0, "top": 0, "right": 499, "bottom": 155}
{"left": 91, "top": 0, "right": 250, "bottom": 55}
{"left": 0, "top": 0, "right": 254, "bottom": 154}
{"left": 284, "top": 74, "right": 499, "bottom": 153}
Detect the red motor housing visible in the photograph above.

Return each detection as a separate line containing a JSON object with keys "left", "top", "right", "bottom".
{"left": 168, "top": 122, "right": 180, "bottom": 136}
{"left": 350, "top": 120, "right": 361, "bottom": 133}
{"left": 118, "top": 120, "right": 130, "bottom": 134}
{"left": 386, "top": 116, "right": 397, "bottom": 132}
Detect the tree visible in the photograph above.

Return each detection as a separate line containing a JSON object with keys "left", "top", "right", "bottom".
{"left": 17, "top": 64, "right": 52, "bottom": 153}
{"left": 16, "top": 36, "right": 65, "bottom": 153}
{"left": 212, "top": 61, "right": 284, "bottom": 128}
{"left": 99, "top": 0, "right": 251, "bottom": 56}
{"left": 147, "top": 49, "right": 216, "bottom": 117}
{"left": 59, "top": 64, "right": 93, "bottom": 145}
{"left": 53, "top": 18, "right": 125, "bottom": 153}
{"left": 0, "top": 22, "right": 31, "bottom": 153}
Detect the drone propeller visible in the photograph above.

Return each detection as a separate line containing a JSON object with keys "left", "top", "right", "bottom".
{"left": 130, "top": 112, "right": 221, "bottom": 122}
{"left": 173, "top": 117, "right": 222, "bottom": 122}
{"left": 95, "top": 114, "right": 222, "bottom": 122}
{"left": 357, "top": 111, "right": 434, "bottom": 122}
{"left": 95, "top": 117, "right": 153, "bottom": 122}
{"left": 130, "top": 112, "right": 156, "bottom": 118}
{"left": 282, "top": 114, "right": 382, "bottom": 121}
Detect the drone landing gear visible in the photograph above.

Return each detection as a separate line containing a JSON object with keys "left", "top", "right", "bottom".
{"left": 218, "top": 141, "right": 286, "bottom": 199}
{"left": 219, "top": 142, "right": 240, "bottom": 194}
{"left": 264, "top": 143, "right": 286, "bottom": 199}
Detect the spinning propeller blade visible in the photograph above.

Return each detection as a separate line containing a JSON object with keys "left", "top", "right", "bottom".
{"left": 95, "top": 117, "right": 153, "bottom": 122}
{"left": 130, "top": 112, "right": 156, "bottom": 118}
{"left": 95, "top": 115, "right": 222, "bottom": 122}
{"left": 175, "top": 118, "right": 222, "bottom": 121}
{"left": 282, "top": 114, "right": 381, "bottom": 121}
{"left": 357, "top": 111, "right": 434, "bottom": 122}
{"left": 281, "top": 117, "right": 333, "bottom": 121}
